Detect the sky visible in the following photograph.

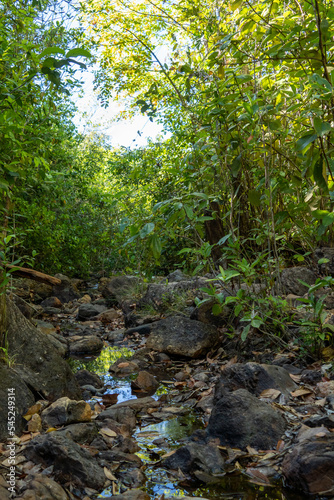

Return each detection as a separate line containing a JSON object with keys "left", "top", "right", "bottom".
{"left": 72, "top": 70, "right": 165, "bottom": 148}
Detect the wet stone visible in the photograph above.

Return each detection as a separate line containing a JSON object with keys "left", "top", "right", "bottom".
{"left": 41, "top": 397, "right": 91, "bottom": 428}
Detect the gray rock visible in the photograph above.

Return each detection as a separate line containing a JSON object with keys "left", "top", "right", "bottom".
{"left": 104, "top": 489, "right": 150, "bottom": 500}
{"left": 282, "top": 433, "right": 334, "bottom": 496}
{"left": 17, "top": 474, "right": 68, "bottom": 500}
{"left": 41, "top": 397, "right": 91, "bottom": 428}
{"left": 139, "top": 279, "right": 206, "bottom": 312}
{"left": 146, "top": 316, "right": 220, "bottom": 358}
{"left": 162, "top": 442, "right": 224, "bottom": 475}
{"left": 68, "top": 335, "right": 103, "bottom": 355}
{"left": 97, "top": 406, "right": 137, "bottom": 433}
{"left": 77, "top": 303, "right": 106, "bottom": 321}
{"left": 215, "top": 362, "right": 297, "bottom": 399}
{"left": 131, "top": 371, "right": 159, "bottom": 393}
{"left": 207, "top": 388, "right": 286, "bottom": 450}
{"left": 75, "top": 369, "right": 104, "bottom": 389}
{"left": 24, "top": 433, "right": 105, "bottom": 490}
{"left": 0, "top": 364, "right": 34, "bottom": 440}
{"left": 56, "top": 422, "right": 99, "bottom": 444}
{"left": 166, "top": 270, "right": 188, "bottom": 282}
{"left": 6, "top": 297, "right": 81, "bottom": 401}
{"left": 315, "top": 247, "right": 334, "bottom": 275}
{"left": 280, "top": 267, "right": 317, "bottom": 296}
{"left": 52, "top": 274, "right": 80, "bottom": 303}
{"left": 99, "top": 275, "right": 140, "bottom": 305}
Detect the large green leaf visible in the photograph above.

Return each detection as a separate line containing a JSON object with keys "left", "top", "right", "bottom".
{"left": 314, "top": 117, "right": 331, "bottom": 137}
{"left": 66, "top": 48, "right": 92, "bottom": 58}
{"left": 150, "top": 234, "right": 162, "bottom": 259}
{"left": 313, "top": 159, "right": 328, "bottom": 191}
{"left": 40, "top": 47, "right": 65, "bottom": 57}
{"left": 296, "top": 133, "right": 317, "bottom": 152}
{"left": 140, "top": 222, "right": 155, "bottom": 238}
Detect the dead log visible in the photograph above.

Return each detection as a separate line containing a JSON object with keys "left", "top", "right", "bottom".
{"left": 4, "top": 264, "right": 61, "bottom": 286}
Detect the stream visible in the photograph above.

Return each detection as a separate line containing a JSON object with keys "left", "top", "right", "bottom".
{"left": 68, "top": 345, "right": 305, "bottom": 500}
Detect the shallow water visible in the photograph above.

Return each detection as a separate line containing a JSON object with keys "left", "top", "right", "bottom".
{"left": 69, "top": 346, "right": 311, "bottom": 500}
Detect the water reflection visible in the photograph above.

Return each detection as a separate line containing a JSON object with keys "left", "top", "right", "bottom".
{"left": 68, "top": 345, "right": 133, "bottom": 378}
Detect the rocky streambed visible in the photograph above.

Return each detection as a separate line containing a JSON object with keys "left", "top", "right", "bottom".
{"left": 0, "top": 271, "right": 334, "bottom": 499}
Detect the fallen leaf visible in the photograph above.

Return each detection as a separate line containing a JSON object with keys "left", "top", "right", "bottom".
{"left": 46, "top": 427, "right": 57, "bottom": 433}
{"left": 104, "top": 467, "right": 117, "bottom": 481}
{"left": 246, "top": 467, "right": 271, "bottom": 485}
{"left": 118, "top": 362, "right": 129, "bottom": 368}
{"left": 289, "top": 373, "right": 301, "bottom": 383}
{"left": 315, "top": 398, "right": 327, "bottom": 407}
{"left": 221, "top": 356, "right": 238, "bottom": 371}
{"left": 315, "top": 432, "right": 327, "bottom": 438}
{"left": 246, "top": 445, "right": 259, "bottom": 456}
{"left": 276, "top": 440, "right": 285, "bottom": 452}
{"left": 161, "top": 450, "right": 177, "bottom": 459}
{"left": 259, "top": 389, "right": 281, "bottom": 400}
{"left": 100, "top": 428, "right": 117, "bottom": 438}
{"left": 291, "top": 388, "right": 314, "bottom": 398}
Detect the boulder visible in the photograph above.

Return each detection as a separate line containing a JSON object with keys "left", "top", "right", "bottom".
{"left": 24, "top": 433, "right": 105, "bottom": 490}
{"left": 17, "top": 474, "right": 69, "bottom": 500}
{"left": 139, "top": 279, "right": 206, "bottom": 312}
{"left": 131, "top": 371, "right": 159, "bottom": 393}
{"left": 77, "top": 303, "right": 106, "bottom": 321}
{"left": 146, "top": 316, "right": 220, "bottom": 358}
{"left": 215, "top": 362, "right": 297, "bottom": 399}
{"left": 40, "top": 297, "right": 62, "bottom": 309}
{"left": 68, "top": 335, "right": 103, "bottom": 355}
{"left": 52, "top": 274, "right": 80, "bottom": 303}
{"left": 41, "top": 397, "right": 91, "bottom": 428}
{"left": 56, "top": 422, "right": 99, "bottom": 444}
{"left": 98, "top": 276, "right": 140, "bottom": 305}
{"left": 0, "top": 364, "right": 34, "bottom": 440}
{"left": 207, "top": 388, "right": 286, "bottom": 450}
{"left": 280, "top": 267, "right": 317, "bottom": 296}
{"left": 12, "top": 278, "right": 52, "bottom": 301}
{"left": 282, "top": 432, "right": 334, "bottom": 496}
{"left": 162, "top": 442, "right": 224, "bottom": 475}
{"left": 315, "top": 247, "right": 334, "bottom": 275}
{"left": 75, "top": 369, "right": 104, "bottom": 389}
{"left": 166, "top": 270, "right": 188, "bottom": 282}
{"left": 6, "top": 297, "right": 81, "bottom": 401}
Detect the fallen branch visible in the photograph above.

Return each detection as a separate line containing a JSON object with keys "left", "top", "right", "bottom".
{"left": 5, "top": 264, "right": 61, "bottom": 286}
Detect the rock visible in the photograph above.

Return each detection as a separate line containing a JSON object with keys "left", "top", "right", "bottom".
{"left": 162, "top": 442, "right": 224, "bottom": 475}
{"left": 40, "top": 296, "right": 62, "bottom": 309}
{"left": 146, "top": 316, "right": 220, "bottom": 358}
{"left": 166, "top": 270, "right": 188, "bottom": 282}
{"left": 97, "top": 308, "right": 120, "bottom": 323}
{"left": 75, "top": 369, "right": 104, "bottom": 389}
{"left": 6, "top": 297, "right": 81, "bottom": 401}
{"left": 280, "top": 267, "right": 317, "bottom": 296}
{"left": 52, "top": 274, "right": 80, "bottom": 303}
{"left": 8, "top": 293, "right": 37, "bottom": 320}
{"left": 41, "top": 397, "right": 91, "bottom": 428}
{"left": 98, "top": 449, "right": 142, "bottom": 467}
{"left": 77, "top": 303, "right": 106, "bottom": 321}
{"left": 109, "top": 360, "right": 140, "bottom": 375}
{"left": 104, "top": 490, "right": 150, "bottom": 500}
{"left": 0, "top": 364, "right": 34, "bottom": 440}
{"left": 215, "top": 362, "right": 297, "bottom": 399}
{"left": 131, "top": 371, "right": 159, "bottom": 393}
{"left": 78, "top": 294, "right": 92, "bottom": 304}
{"left": 56, "top": 422, "right": 99, "bottom": 444}
{"left": 282, "top": 432, "right": 334, "bottom": 496}
{"left": 100, "top": 396, "right": 160, "bottom": 414}
{"left": 97, "top": 406, "right": 136, "bottom": 433}
{"left": 47, "top": 333, "right": 68, "bottom": 358}
{"left": 17, "top": 474, "right": 69, "bottom": 500}
{"left": 68, "top": 335, "right": 103, "bottom": 355}
{"left": 27, "top": 414, "right": 42, "bottom": 432}
{"left": 207, "top": 388, "right": 286, "bottom": 450}
{"left": 99, "top": 275, "right": 140, "bottom": 305}
{"left": 190, "top": 297, "right": 231, "bottom": 326}
{"left": 139, "top": 279, "right": 206, "bottom": 312}
{"left": 12, "top": 278, "right": 53, "bottom": 301}
{"left": 315, "top": 247, "right": 334, "bottom": 275}
{"left": 24, "top": 433, "right": 105, "bottom": 490}
{"left": 303, "top": 414, "right": 334, "bottom": 428}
